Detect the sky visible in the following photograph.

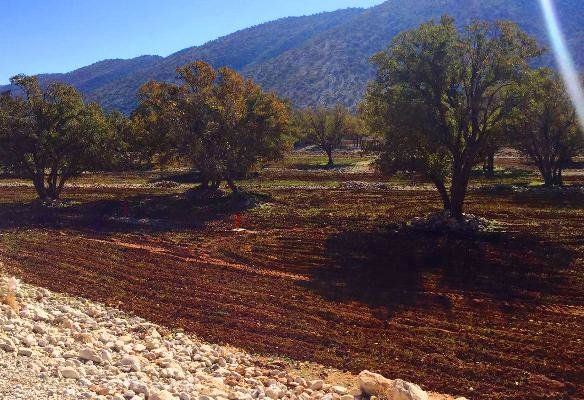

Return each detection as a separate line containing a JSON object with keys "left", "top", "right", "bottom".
{"left": 0, "top": 0, "right": 383, "bottom": 84}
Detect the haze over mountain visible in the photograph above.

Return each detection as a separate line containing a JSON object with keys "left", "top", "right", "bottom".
{"left": 2, "top": 0, "right": 583, "bottom": 113}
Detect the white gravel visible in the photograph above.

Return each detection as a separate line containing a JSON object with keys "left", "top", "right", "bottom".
{"left": 0, "top": 275, "right": 464, "bottom": 400}
{"left": 0, "top": 277, "right": 361, "bottom": 400}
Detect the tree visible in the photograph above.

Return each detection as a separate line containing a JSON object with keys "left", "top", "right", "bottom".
{"left": 362, "top": 17, "right": 541, "bottom": 218}
{"left": 345, "top": 113, "right": 369, "bottom": 149}
{"left": 508, "top": 69, "right": 583, "bottom": 186}
{"left": 0, "top": 75, "right": 117, "bottom": 200}
{"left": 136, "top": 61, "right": 292, "bottom": 193}
{"left": 132, "top": 80, "right": 183, "bottom": 171}
{"left": 298, "top": 105, "right": 350, "bottom": 167}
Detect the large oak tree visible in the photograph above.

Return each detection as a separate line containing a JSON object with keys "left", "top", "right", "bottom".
{"left": 0, "top": 75, "right": 118, "bottom": 200}
{"left": 135, "top": 61, "right": 292, "bottom": 193}
{"left": 362, "top": 17, "right": 541, "bottom": 218}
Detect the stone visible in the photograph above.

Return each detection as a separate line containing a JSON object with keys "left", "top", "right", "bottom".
{"left": 79, "top": 347, "right": 103, "bottom": 363}
{"left": 293, "top": 376, "right": 306, "bottom": 386}
{"left": 120, "top": 355, "right": 141, "bottom": 371}
{"left": 310, "top": 380, "right": 324, "bottom": 391}
{"left": 61, "top": 366, "right": 80, "bottom": 379}
{"left": 150, "top": 390, "right": 177, "bottom": 400}
{"left": 101, "top": 349, "right": 112, "bottom": 362}
{"left": 17, "top": 347, "right": 33, "bottom": 356}
{"left": 332, "top": 385, "right": 348, "bottom": 395}
{"left": 358, "top": 370, "right": 393, "bottom": 397}
{"left": 392, "top": 379, "right": 428, "bottom": 400}
{"left": 32, "top": 323, "right": 47, "bottom": 334}
{"left": 128, "top": 381, "right": 150, "bottom": 398}
{"left": 265, "top": 386, "right": 282, "bottom": 399}
{"left": 0, "top": 335, "right": 16, "bottom": 352}
{"left": 32, "top": 307, "right": 50, "bottom": 321}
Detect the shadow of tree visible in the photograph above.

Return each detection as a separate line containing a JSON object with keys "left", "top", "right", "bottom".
{"left": 290, "top": 162, "right": 354, "bottom": 171}
{"left": 0, "top": 188, "right": 270, "bottom": 233}
{"left": 511, "top": 187, "right": 584, "bottom": 209}
{"left": 301, "top": 229, "right": 573, "bottom": 318}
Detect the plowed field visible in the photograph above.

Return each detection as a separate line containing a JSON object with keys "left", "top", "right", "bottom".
{"left": 0, "top": 161, "right": 583, "bottom": 400}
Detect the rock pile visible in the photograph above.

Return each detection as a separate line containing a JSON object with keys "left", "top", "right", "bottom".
{"left": 476, "top": 184, "right": 584, "bottom": 195}
{"left": 0, "top": 277, "right": 465, "bottom": 400}
{"left": 407, "top": 211, "right": 490, "bottom": 233}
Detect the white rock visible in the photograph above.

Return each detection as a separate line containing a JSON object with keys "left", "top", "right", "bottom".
{"left": 359, "top": 370, "right": 393, "bottom": 396}
{"left": 332, "top": 385, "right": 348, "bottom": 395}
{"left": 60, "top": 366, "right": 81, "bottom": 379}
{"left": 79, "top": 347, "right": 103, "bottom": 363}
{"left": 32, "top": 307, "right": 50, "bottom": 321}
{"left": 32, "top": 323, "right": 47, "bottom": 334}
{"left": 0, "top": 335, "right": 16, "bottom": 352}
{"left": 150, "top": 390, "right": 177, "bottom": 400}
{"left": 129, "top": 381, "right": 150, "bottom": 398}
{"left": 17, "top": 347, "right": 33, "bottom": 356}
{"left": 101, "top": 349, "right": 112, "bottom": 362}
{"left": 22, "top": 334, "right": 37, "bottom": 347}
{"left": 265, "top": 386, "right": 282, "bottom": 399}
{"left": 392, "top": 379, "right": 428, "bottom": 400}
{"left": 120, "top": 355, "right": 141, "bottom": 371}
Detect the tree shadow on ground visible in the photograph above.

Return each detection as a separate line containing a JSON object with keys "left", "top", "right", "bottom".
{"left": 289, "top": 162, "right": 354, "bottom": 171}
{"left": 511, "top": 187, "right": 584, "bottom": 209}
{"left": 470, "top": 167, "right": 532, "bottom": 179}
{"left": 301, "top": 229, "right": 573, "bottom": 318}
{"left": 0, "top": 188, "right": 270, "bottom": 233}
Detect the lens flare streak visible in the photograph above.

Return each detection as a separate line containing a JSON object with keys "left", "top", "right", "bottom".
{"left": 539, "top": 0, "right": 584, "bottom": 132}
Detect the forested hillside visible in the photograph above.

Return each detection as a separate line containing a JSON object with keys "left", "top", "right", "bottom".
{"left": 2, "top": 0, "right": 583, "bottom": 113}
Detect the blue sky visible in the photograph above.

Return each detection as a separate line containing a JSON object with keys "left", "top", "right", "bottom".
{"left": 0, "top": 0, "right": 383, "bottom": 84}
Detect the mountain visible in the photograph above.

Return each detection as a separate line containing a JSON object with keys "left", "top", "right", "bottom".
{"left": 3, "top": 55, "right": 163, "bottom": 100}
{"left": 245, "top": 0, "right": 584, "bottom": 108}
{"left": 2, "top": 0, "right": 583, "bottom": 113}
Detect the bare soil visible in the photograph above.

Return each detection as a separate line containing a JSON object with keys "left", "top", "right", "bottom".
{"left": 0, "top": 158, "right": 583, "bottom": 400}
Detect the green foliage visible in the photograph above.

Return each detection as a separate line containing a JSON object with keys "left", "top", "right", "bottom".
{"left": 508, "top": 69, "right": 584, "bottom": 186}
{"left": 363, "top": 16, "right": 542, "bottom": 217}
{"left": 135, "top": 61, "right": 293, "bottom": 192}
{"left": 132, "top": 80, "right": 184, "bottom": 170}
{"left": 0, "top": 75, "right": 122, "bottom": 199}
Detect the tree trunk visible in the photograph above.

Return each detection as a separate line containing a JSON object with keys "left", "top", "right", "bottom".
{"left": 32, "top": 173, "right": 47, "bottom": 199}
{"left": 554, "top": 165, "right": 564, "bottom": 186}
{"left": 483, "top": 152, "right": 495, "bottom": 177}
{"left": 449, "top": 163, "right": 473, "bottom": 220}
{"left": 449, "top": 181, "right": 466, "bottom": 220}
{"left": 226, "top": 177, "right": 239, "bottom": 195}
{"left": 326, "top": 149, "right": 334, "bottom": 167}
{"left": 540, "top": 163, "right": 554, "bottom": 187}
{"left": 55, "top": 176, "right": 69, "bottom": 199}
{"left": 429, "top": 175, "right": 451, "bottom": 210}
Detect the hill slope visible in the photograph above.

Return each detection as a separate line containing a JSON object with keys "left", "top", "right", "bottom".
{"left": 2, "top": 0, "right": 583, "bottom": 113}
{"left": 245, "top": 0, "right": 584, "bottom": 108}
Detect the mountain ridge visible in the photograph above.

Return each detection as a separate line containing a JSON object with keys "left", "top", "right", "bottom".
{"left": 2, "top": 0, "right": 583, "bottom": 113}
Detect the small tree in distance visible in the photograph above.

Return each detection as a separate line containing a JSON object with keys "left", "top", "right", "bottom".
{"left": 298, "top": 105, "right": 351, "bottom": 167}
{"left": 0, "top": 75, "right": 119, "bottom": 200}
{"left": 362, "top": 16, "right": 542, "bottom": 219}
{"left": 509, "top": 69, "right": 583, "bottom": 186}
